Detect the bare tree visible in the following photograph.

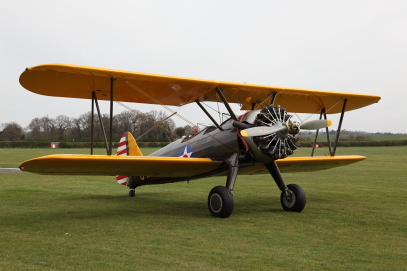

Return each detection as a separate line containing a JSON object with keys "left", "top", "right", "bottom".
{"left": 28, "top": 117, "right": 42, "bottom": 139}
{"left": 136, "top": 111, "right": 177, "bottom": 142}
{"left": 77, "top": 112, "right": 93, "bottom": 141}
{"left": 0, "top": 122, "right": 23, "bottom": 141}
{"left": 55, "top": 115, "right": 71, "bottom": 141}
{"left": 39, "top": 116, "right": 56, "bottom": 139}
{"left": 114, "top": 110, "right": 144, "bottom": 138}
{"left": 15, "top": 109, "right": 183, "bottom": 142}
{"left": 69, "top": 117, "right": 83, "bottom": 141}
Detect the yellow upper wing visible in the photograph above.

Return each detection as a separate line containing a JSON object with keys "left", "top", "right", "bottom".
{"left": 20, "top": 63, "right": 380, "bottom": 114}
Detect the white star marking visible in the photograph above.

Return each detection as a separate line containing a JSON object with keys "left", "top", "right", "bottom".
{"left": 179, "top": 146, "right": 193, "bottom": 158}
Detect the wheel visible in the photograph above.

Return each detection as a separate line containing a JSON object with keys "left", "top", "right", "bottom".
{"left": 280, "top": 184, "right": 306, "bottom": 212}
{"left": 208, "top": 186, "right": 234, "bottom": 218}
{"left": 129, "top": 189, "right": 135, "bottom": 197}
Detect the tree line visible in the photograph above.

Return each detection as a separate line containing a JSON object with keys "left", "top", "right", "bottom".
{"left": 0, "top": 110, "right": 192, "bottom": 143}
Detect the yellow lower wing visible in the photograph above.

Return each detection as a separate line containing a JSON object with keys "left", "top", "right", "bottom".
{"left": 20, "top": 154, "right": 365, "bottom": 177}
{"left": 20, "top": 155, "right": 222, "bottom": 177}
{"left": 239, "top": 155, "right": 366, "bottom": 175}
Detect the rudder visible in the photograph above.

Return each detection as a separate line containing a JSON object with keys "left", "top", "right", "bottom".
{"left": 115, "top": 132, "right": 143, "bottom": 185}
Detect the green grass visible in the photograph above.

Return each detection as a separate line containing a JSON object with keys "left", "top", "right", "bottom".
{"left": 0, "top": 147, "right": 406, "bottom": 270}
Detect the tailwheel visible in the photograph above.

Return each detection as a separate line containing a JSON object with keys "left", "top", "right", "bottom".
{"left": 208, "top": 186, "right": 234, "bottom": 218}
{"left": 280, "top": 184, "right": 306, "bottom": 212}
{"left": 129, "top": 189, "right": 135, "bottom": 197}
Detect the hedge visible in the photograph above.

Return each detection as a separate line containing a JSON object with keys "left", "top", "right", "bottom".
{"left": 0, "top": 141, "right": 50, "bottom": 148}
{"left": 296, "top": 140, "right": 407, "bottom": 147}
{"left": 0, "top": 141, "right": 170, "bottom": 148}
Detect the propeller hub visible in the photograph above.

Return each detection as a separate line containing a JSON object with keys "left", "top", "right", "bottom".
{"left": 285, "top": 120, "right": 300, "bottom": 134}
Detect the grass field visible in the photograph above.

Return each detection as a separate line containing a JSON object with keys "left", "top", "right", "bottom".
{"left": 0, "top": 147, "right": 406, "bottom": 270}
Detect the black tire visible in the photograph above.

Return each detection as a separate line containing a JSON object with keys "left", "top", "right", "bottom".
{"left": 280, "top": 184, "right": 306, "bottom": 212}
{"left": 129, "top": 189, "right": 135, "bottom": 197}
{"left": 208, "top": 186, "right": 234, "bottom": 218}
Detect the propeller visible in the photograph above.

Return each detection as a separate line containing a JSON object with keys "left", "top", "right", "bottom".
{"left": 240, "top": 119, "right": 332, "bottom": 137}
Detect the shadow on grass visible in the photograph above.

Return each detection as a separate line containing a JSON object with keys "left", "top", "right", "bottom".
{"left": 3, "top": 191, "right": 288, "bottom": 225}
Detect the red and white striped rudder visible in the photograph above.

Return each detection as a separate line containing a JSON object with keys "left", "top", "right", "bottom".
{"left": 115, "top": 131, "right": 143, "bottom": 185}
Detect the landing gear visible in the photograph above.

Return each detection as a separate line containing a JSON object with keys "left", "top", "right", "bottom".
{"left": 208, "top": 186, "right": 234, "bottom": 218}
{"left": 265, "top": 160, "right": 306, "bottom": 213}
{"left": 208, "top": 153, "right": 239, "bottom": 218}
{"left": 280, "top": 184, "right": 306, "bottom": 212}
{"left": 127, "top": 176, "right": 139, "bottom": 197}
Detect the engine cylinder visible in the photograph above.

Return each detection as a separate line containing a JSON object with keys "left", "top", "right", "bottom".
{"left": 252, "top": 105, "right": 299, "bottom": 159}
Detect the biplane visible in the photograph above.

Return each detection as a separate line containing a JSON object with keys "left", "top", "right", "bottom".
{"left": 19, "top": 64, "right": 381, "bottom": 218}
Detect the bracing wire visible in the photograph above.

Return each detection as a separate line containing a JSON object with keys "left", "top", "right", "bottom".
{"left": 99, "top": 80, "right": 235, "bottom": 152}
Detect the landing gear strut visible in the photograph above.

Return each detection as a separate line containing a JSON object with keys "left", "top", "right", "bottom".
{"left": 265, "top": 160, "right": 306, "bottom": 212}
{"left": 207, "top": 153, "right": 239, "bottom": 218}
{"left": 127, "top": 176, "right": 139, "bottom": 197}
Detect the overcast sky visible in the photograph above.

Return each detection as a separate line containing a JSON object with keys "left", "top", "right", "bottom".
{"left": 1, "top": 1, "right": 406, "bottom": 133}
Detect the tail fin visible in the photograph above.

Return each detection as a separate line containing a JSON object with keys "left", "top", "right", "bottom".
{"left": 115, "top": 132, "right": 143, "bottom": 185}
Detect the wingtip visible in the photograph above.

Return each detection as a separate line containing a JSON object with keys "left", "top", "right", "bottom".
{"left": 327, "top": 120, "right": 332, "bottom": 127}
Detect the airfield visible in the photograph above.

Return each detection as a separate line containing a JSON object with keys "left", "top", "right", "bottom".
{"left": 0, "top": 146, "right": 406, "bottom": 270}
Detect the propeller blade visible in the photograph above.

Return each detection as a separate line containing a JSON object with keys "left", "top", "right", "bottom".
{"left": 240, "top": 119, "right": 332, "bottom": 137}
{"left": 300, "top": 119, "right": 332, "bottom": 130}
{"left": 240, "top": 125, "right": 287, "bottom": 137}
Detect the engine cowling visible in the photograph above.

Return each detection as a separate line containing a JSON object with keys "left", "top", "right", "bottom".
{"left": 241, "top": 105, "right": 300, "bottom": 160}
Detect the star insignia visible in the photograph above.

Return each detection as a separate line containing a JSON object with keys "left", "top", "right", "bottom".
{"left": 179, "top": 146, "right": 193, "bottom": 158}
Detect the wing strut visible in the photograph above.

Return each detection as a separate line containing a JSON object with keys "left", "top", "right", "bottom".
{"left": 324, "top": 109, "right": 333, "bottom": 155}
{"left": 311, "top": 108, "right": 324, "bottom": 157}
{"left": 92, "top": 91, "right": 110, "bottom": 154}
{"left": 215, "top": 87, "right": 238, "bottom": 121}
{"left": 109, "top": 78, "right": 115, "bottom": 155}
{"left": 195, "top": 100, "right": 223, "bottom": 131}
{"left": 310, "top": 99, "right": 347, "bottom": 157}
{"left": 91, "top": 92, "right": 95, "bottom": 155}
{"left": 332, "top": 99, "right": 348, "bottom": 156}
{"left": 310, "top": 107, "right": 334, "bottom": 157}
{"left": 270, "top": 91, "right": 278, "bottom": 105}
{"left": 90, "top": 78, "right": 115, "bottom": 156}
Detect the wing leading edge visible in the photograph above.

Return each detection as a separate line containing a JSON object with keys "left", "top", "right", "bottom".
{"left": 20, "top": 64, "right": 380, "bottom": 114}
{"left": 20, "top": 154, "right": 365, "bottom": 177}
